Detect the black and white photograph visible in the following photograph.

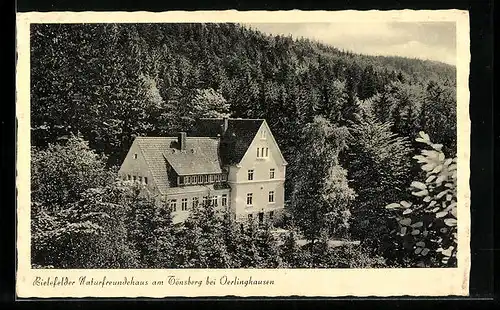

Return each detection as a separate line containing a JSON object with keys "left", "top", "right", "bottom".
{"left": 16, "top": 10, "right": 470, "bottom": 297}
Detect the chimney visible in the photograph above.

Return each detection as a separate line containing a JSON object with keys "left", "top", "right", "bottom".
{"left": 222, "top": 117, "right": 229, "bottom": 135}
{"left": 178, "top": 132, "right": 187, "bottom": 151}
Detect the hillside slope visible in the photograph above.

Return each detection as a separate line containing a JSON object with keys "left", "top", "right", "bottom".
{"left": 30, "top": 22, "right": 456, "bottom": 166}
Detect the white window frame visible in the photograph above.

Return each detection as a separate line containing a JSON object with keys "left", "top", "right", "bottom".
{"left": 181, "top": 198, "right": 188, "bottom": 211}
{"left": 169, "top": 199, "right": 177, "bottom": 212}
{"left": 211, "top": 196, "right": 218, "bottom": 207}
{"left": 269, "top": 191, "right": 275, "bottom": 203}
{"left": 247, "top": 193, "right": 253, "bottom": 206}
{"left": 248, "top": 169, "right": 254, "bottom": 180}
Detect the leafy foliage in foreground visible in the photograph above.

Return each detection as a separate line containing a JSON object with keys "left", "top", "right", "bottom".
{"left": 385, "top": 132, "right": 458, "bottom": 267}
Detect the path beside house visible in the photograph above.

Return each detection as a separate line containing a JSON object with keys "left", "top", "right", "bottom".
{"left": 270, "top": 228, "right": 360, "bottom": 248}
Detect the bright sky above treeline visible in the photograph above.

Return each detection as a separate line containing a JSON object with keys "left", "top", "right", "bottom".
{"left": 247, "top": 22, "right": 456, "bottom": 66}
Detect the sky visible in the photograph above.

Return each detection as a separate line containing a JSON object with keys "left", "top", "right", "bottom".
{"left": 247, "top": 22, "right": 456, "bottom": 66}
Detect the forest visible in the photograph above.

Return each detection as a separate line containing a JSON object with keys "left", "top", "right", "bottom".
{"left": 30, "top": 23, "right": 458, "bottom": 269}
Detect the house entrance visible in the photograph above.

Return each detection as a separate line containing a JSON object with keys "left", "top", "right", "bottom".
{"left": 258, "top": 212, "right": 264, "bottom": 225}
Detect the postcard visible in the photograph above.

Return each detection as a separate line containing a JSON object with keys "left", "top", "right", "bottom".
{"left": 16, "top": 9, "right": 470, "bottom": 298}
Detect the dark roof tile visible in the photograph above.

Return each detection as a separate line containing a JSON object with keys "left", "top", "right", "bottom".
{"left": 136, "top": 137, "right": 222, "bottom": 194}
{"left": 192, "top": 118, "right": 264, "bottom": 165}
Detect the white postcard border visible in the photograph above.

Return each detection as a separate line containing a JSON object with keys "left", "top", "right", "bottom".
{"left": 16, "top": 9, "right": 471, "bottom": 298}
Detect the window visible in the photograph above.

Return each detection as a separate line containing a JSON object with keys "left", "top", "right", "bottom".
{"left": 261, "top": 130, "right": 267, "bottom": 139}
{"left": 248, "top": 169, "right": 254, "bottom": 180}
{"left": 133, "top": 176, "right": 137, "bottom": 182}
{"left": 144, "top": 177, "right": 148, "bottom": 184}
{"left": 247, "top": 193, "right": 253, "bottom": 205}
{"left": 248, "top": 214, "right": 253, "bottom": 220}
{"left": 192, "top": 197, "right": 199, "bottom": 208}
{"left": 269, "top": 191, "right": 275, "bottom": 203}
{"left": 178, "top": 176, "right": 184, "bottom": 185}
{"left": 210, "top": 175, "right": 215, "bottom": 182}
{"left": 181, "top": 198, "right": 188, "bottom": 211}
{"left": 257, "top": 147, "right": 268, "bottom": 158}
{"left": 269, "top": 211, "right": 274, "bottom": 220}
{"left": 169, "top": 199, "right": 177, "bottom": 212}
{"left": 270, "top": 168, "right": 275, "bottom": 179}
{"left": 133, "top": 153, "right": 138, "bottom": 159}
{"left": 138, "top": 176, "right": 142, "bottom": 183}
{"left": 127, "top": 175, "right": 131, "bottom": 181}
{"left": 222, "top": 194, "right": 228, "bottom": 207}
{"left": 211, "top": 196, "right": 218, "bottom": 207}
{"left": 202, "top": 196, "right": 209, "bottom": 206}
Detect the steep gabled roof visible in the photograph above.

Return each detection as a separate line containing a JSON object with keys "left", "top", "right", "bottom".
{"left": 192, "top": 118, "right": 264, "bottom": 165}
{"left": 135, "top": 137, "right": 222, "bottom": 195}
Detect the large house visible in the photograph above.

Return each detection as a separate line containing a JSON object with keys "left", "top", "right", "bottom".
{"left": 118, "top": 118, "right": 287, "bottom": 225}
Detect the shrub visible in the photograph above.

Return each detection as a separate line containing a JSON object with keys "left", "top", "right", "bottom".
{"left": 385, "top": 131, "right": 457, "bottom": 267}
